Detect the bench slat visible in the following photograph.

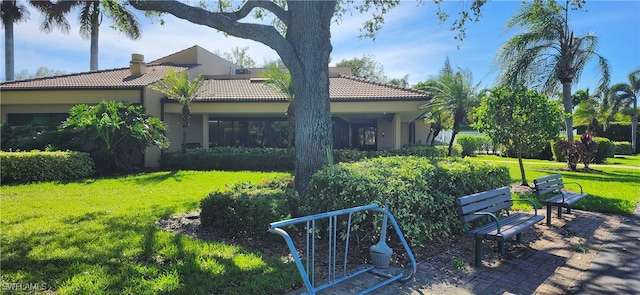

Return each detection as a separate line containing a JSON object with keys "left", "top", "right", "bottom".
{"left": 456, "top": 187, "right": 511, "bottom": 206}
{"left": 456, "top": 187, "right": 513, "bottom": 224}
{"left": 542, "top": 193, "right": 588, "bottom": 206}
{"left": 469, "top": 213, "right": 543, "bottom": 240}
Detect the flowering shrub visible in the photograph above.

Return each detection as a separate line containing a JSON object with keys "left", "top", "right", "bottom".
{"left": 199, "top": 178, "right": 299, "bottom": 238}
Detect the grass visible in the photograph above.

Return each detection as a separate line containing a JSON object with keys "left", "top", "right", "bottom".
{"left": 2, "top": 155, "right": 638, "bottom": 294}
{"left": 469, "top": 154, "right": 640, "bottom": 215}
{"left": 1, "top": 170, "right": 299, "bottom": 295}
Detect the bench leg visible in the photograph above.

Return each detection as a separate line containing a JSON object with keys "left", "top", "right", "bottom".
{"left": 566, "top": 206, "right": 572, "bottom": 214}
{"left": 557, "top": 205, "right": 563, "bottom": 219}
{"left": 546, "top": 206, "right": 552, "bottom": 226}
{"left": 516, "top": 233, "right": 522, "bottom": 243}
{"left": 498, "top": 240, "right": 505, "bottom": 255}
{"left": 475, "top": 238, "right": 483, "bottom": 267}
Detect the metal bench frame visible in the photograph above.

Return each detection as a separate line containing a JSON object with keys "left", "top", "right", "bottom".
{"left": 534, "top": 174, "right": 588, "bottom": 226}
{"left": 455, "top": 186, "right": 544, "bottom": 267}
{"left": 269, "top": 203, "right": 417, "bottom": 295}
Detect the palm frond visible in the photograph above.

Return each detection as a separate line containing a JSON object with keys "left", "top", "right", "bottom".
{"left": 78, "top": 2, "right": 94, "bottom": 39}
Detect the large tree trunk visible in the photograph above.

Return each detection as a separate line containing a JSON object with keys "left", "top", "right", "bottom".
{"left": 287, "top": 102, "right": 295, "bottom": 148}
{"left": 90, "top": 10, "right": 100, "bottom": 70}
{"left": 129, "top": 0, "right": 336, "bottom": 198}
{"left": 561, "top": 79, "right": 574, "bottom": 141}
{"left": 286, "top": 1, "right": 334, "bottom": 196}
{"left": 4, "top": 15, "right": 14, "bottom": 81}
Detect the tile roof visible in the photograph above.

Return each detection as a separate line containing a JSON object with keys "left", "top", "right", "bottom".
{"left": 2, "top": 67, "right": 431, "bottom": 102}
{"left": 193, "top": 75, "right": 431, "bottom": 102}
{"left": 0, "top": 65, "right": 188, "bottom": 90}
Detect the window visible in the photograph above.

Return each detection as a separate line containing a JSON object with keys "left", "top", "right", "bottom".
{"left": 6, "top": 113, "right": 68, "bottom": 127}
{"left": 208, "top": 117, "right": 289, "bottom": 148}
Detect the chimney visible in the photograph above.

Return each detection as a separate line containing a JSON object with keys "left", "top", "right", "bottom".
{"left": 130, "top": 53, "right": 147, "bottom": 75}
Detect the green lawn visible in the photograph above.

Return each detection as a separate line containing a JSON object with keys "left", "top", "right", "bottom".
{"left": 2, "top": 156, "right": 638, "bottom": 294}
{"left": 469, "top": 154, "right": 640, "bottom": 215}
{"left": 1, "top": 170, "right": 299, "bottom": 295}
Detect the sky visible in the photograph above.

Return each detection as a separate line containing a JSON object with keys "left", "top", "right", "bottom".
{"left": 3, "top": 1, "right": 640, "bottom": 92}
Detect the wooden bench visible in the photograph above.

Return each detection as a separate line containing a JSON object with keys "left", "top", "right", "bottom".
{"left": 455, "top": 186, "right": 544, "bottom": 267}
{"left": 534, "top": 174, "right": 588, "bottom": 226}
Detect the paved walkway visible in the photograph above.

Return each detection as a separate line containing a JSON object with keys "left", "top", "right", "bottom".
{"left": 572, "top": 203, "right": 640, "bottom": 294}
{"left": 286, "top": 206, "right": 637, "bottom": 295}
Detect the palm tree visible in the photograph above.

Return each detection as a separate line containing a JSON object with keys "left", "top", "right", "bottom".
{"left": 1, "top": 0, "right": 29, "bottom": 81}
{"left": 572, "top": 88, "right": 603, "bottom": 134}
{"left": 261, "top": 64, "right": 295, "bottom": 147}
{"left": 608, "top": 68, "right": 640, "bottom": 153}
{"left": 149, "top": 68, "right": 205, "bottom": 153}
{"left": 31, "top": 0, "right": 141, "bottom": 71}
{"left": 29, "top": 0, "right": 74, "bottom": 34}
{"left": 495, "top": 0, "right": 610, "bottom": 141}
{"left": 420, "top": 69, "right": 479, "bottom": 156}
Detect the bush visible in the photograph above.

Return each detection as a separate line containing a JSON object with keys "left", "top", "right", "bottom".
{"left": 552, "top": 136, "right": 615, "bottom": 164}
{"left": 304, "top": 156, "right": 510, "bottom": 246}
{"left": 62, "top": 101, "right": 168, "bottom": 174}
{"left": 163, "top": 145, "right": 462, "bottom": 172}
{"left": 577, "top": 122, "right": 639, "bottom": 153}
{"left": 456, "top": 135, "right": 492, "bottom": 157}
{"left": 593, "top": 137, "right": 615, "bottom": 164}
{"left": 333, "top": 148, "right": 368, "bottom": 163}
{"left": 199, "top": 178, "right": 299, "bottom": 238}
{"left": 0, "top": 150, "right": 94, "bottom": 184}
{"left": 391, "top": 144, "right": 449, "bottom": 157}
{"left": 1, "top": 123, "right": 63, "bottom": 152}
{"left": 162, "top": 147, "right": 295, "bottom": 171}
{"left": 613, "top": 141, "right": 634, "bottom": 155}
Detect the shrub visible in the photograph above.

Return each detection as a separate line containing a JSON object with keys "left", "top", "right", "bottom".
{"left": 0, "top": 150, "right": 94, "bottom": 184}
{"left": 577, "top": 133, "right": 597, "bottom": 169}
{"left": 162, "top": 147, "right": 295, "bottom": 171}
{"left": 200, "top": 178, "right": 299, "bottom": 238}
{"left": 333, "top": 148, "right": 367, "bottom": 163}
{"left": 163, "top": 145, "right": 461, "bottom": 172}
{"left": 391, "top": 144, "right": 448, "bottom": 157}
{"left": 456, "top": 135, "right": 490, "bottom": 157}
{"left": 613, "top": 141, "right": 634, "bottom": 155}
{"left": 304, "top": 156, "right": 510, "bottom": 246}
{"left": 62, "top": 101, "right": 168, "bottom": 174}
{"left": 593, "top": 137, "right": 615, "bottom": 163}
{"left": 555, "top": 139, "right": 580, "bottom": 170}
{"left": 553, "top": 136, "right": 614, "bottom": 165}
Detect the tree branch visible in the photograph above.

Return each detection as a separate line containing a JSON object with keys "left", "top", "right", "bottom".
{"left": 222, "top": 0, "right": 290, "bottom": 28}
{"left": 129, "top": 0, "right": 294, "bottom": 62}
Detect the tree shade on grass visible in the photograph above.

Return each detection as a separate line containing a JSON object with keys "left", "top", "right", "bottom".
{"left": 0, "top": 170, "right": 298, "bottom": 294}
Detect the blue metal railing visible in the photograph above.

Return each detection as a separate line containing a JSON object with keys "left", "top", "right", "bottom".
{"left": 268, "top": 203, "right": 417, "bottom": 295}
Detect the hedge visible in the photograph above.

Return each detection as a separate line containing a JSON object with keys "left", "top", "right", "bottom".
{"left": 161, "top": 147, "right": 295, "bottom": 171}
{"left": 304, "top": 156, "right": 510, "bottom": 246}
{"left": 0, "top": 150, "right": 94, "bottom": 184}
{"left": 199, "top": 178, "right": 299, "bottom": 238}
{"left": 613, "top": 141, "right": 634, "bottom": 155}
{"left": 162, "top": 145, "right": 462, "bottom": 171}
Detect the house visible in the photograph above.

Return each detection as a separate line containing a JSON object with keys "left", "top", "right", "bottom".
{"left": 1, "top": 45, "right": 433, "bottom": 167}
